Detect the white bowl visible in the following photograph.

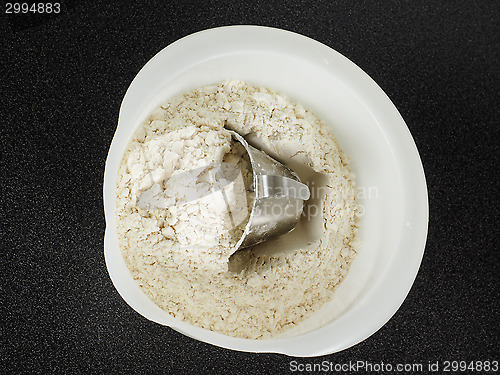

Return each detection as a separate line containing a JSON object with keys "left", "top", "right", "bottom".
{"left": 103, "top": 26, "right": 428, "bottom": 356}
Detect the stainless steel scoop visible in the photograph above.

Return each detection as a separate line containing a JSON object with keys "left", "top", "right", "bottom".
{"left": 229, "top": 131, "right": 310, "bottom": 250}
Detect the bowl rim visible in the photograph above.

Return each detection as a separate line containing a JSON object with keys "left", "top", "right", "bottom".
{"left": 103, "top": 25, "right": 429, "bottom": 356}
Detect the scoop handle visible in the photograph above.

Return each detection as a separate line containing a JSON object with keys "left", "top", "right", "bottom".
{"left": 256, "top": 175, "right": 311, "bottom": 200}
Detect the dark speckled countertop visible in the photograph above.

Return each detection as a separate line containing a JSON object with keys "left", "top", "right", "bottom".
{"left": 1, "top": 1, "right": 499, "bottom": 373}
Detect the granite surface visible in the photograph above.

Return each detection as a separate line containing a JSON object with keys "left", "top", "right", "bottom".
{"left": 1, "top": 0, "right": 499, "bottom": 373}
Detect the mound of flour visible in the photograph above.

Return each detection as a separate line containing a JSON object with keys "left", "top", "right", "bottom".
{"left": 115, "top": 80, "right": 359, "bottom": 339}
{"left": 120, "top": 125, "right": 252, "bottom": 268}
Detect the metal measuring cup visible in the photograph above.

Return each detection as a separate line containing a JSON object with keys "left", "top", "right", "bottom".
{"left": 229, "top": 131, "right": 311, "bottom": 250}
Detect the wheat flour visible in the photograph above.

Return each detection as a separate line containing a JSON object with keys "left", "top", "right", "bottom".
{"left": 115, "top": 80, "right": 359, "bottom": 339}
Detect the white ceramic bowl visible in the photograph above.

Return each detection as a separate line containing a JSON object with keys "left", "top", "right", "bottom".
{"left": 103, "top": 26, "right": 428, "bottom": 356}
